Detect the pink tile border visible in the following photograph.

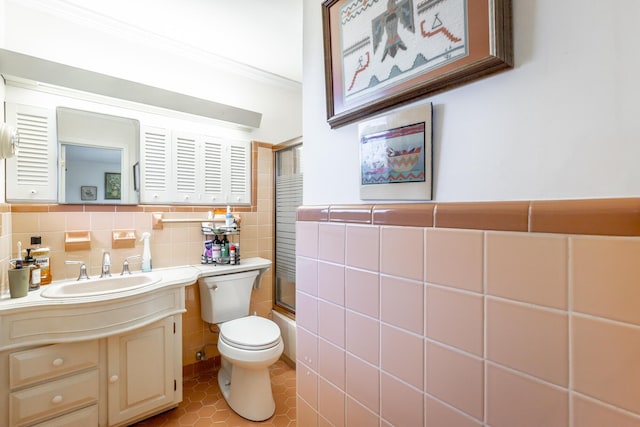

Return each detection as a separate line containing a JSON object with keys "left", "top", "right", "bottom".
{"left": 295, "top": 198, "right": 640, "bottom": 236}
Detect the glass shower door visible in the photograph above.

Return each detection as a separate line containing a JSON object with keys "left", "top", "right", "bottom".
{"left": 274, "top": 143, "right": 302, "bottom": 313}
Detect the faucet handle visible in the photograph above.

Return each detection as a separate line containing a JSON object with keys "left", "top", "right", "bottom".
{"left": 65, "top": 260, "right": 90, "bottom": 281}
{"left": 100, "top": 251, "right": 112, "bottom": 278}
{"left": 121, "top": 255, "right": 141, "bottom": 275}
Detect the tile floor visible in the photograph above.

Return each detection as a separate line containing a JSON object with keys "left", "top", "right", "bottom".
{"left": 133, "top": 360, "right": 296, "bottom": 427}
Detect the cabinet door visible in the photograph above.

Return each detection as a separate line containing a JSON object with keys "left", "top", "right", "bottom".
{"left": 5, "top": 103, "right": 57, "bottom": 202}
{"left": 107, "top": 317, "right": 177, "bottom": 426}
{"left": 140, "top": 126, "right": 172, "bottom": 203}
{"left": 172, "top": 132, "right": 200, "bottom": 204}
{"left": 201, "top": 135, "right": 225, "bottom": 204}
{"left": 225, "top": 139, "right": 252, "bottom": 204}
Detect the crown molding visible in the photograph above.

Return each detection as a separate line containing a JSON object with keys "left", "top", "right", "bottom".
{"left": 9, "top": 0, "right": 301, "bottom": 89}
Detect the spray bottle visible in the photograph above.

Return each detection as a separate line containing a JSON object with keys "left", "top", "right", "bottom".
{"left": 140, "top": 232, "right": 152, "bottom": 272}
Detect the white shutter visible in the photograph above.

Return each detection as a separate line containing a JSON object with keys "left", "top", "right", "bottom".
{"left": 140, "top": 126, "right": 171, "bottom": 203}
{"left": 226, "top": 140, "right": 251, "bottom": 204}
{"left": 172, "top": 132, "right": 198, "bottom": 204}
{"left": 5, "top": 103, "right": 57, "bottom": 202}
{"left": 201, "top": 136, "right": 224, "bottom": 203}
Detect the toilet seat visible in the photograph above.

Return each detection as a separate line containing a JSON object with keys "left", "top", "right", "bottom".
{"left": 219, "top": 316, "right": 281, "bottom": 351}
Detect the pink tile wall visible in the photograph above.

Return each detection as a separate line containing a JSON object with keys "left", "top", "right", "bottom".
{"left": 297, "top": 223, "right": 640, "bottom": 426}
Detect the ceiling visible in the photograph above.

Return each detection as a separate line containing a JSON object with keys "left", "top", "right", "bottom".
{"left": 56, "top": 0, "right": 303, "bottom": 83}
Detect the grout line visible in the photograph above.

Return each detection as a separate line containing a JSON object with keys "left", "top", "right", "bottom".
{"left": 483, "top": 231, "right": 489, "bottom": 425}
{"left": 568, "top": 236, "right": 574, "bottom": 427}
{"left": 485, "top": 360, "right": 569, "bottom": 394}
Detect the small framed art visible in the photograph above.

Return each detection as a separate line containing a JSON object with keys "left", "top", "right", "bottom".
{"left": 359, "top": 102, "right": 432, "bottom": 200}
{"left": 80, "top": 185, "right": 97, "bottom": 201}
{"left": 105, "top": 172, "right": 121, "bottom": 200}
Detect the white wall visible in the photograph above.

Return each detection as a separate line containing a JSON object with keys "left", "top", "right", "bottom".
{"left": 2, "top": 0, "right": 302, "bottom": 145}
{"left": 303, "top": 0, "right": 640, "bottom": 204}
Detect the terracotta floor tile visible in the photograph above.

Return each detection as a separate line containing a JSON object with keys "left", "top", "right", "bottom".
{"left": 133, "top": 360, "right": 296, "bottom": 427}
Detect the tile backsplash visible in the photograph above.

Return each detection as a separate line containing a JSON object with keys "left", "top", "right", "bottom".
{"left": 297, "top": 200, "right": 640, "bottom": 426}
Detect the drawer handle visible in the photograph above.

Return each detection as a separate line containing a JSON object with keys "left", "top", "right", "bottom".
{"left": 51, "top": 395, "right": 63, "bottom": 404}
{"left": 52, "top": 358, "right": 64, "bottom": 367}
{"left": 109, "top": 375, "right": 119, "bottom": 383}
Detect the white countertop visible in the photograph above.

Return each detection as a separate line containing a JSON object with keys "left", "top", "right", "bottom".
{"left": 0, "top": 257, "right": 272, "bottom": 312}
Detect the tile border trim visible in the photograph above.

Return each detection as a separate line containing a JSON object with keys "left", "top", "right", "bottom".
{"left": 297, "top": 198, "right": 640, "bottom": 236}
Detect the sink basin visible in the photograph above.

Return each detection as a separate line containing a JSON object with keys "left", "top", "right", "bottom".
{"left": 41, "top": 273, "right": 162, "bottom": 298}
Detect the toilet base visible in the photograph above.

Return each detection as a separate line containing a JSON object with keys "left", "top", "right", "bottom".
{"left": 218, "top": 358, "right": 276, "bottom": 421}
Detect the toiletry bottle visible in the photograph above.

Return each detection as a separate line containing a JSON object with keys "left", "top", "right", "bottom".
{"left": 203, "top": 240, "right": 213, "bottom": 264}
{"left": 230, "top": 245, "right": 236, "bottom": 265}
{"left": 221, "top": 234, "right": 229, "bottom": 260}
{"left": 225, "top": 205, "right": 233, "bottom": 229}
{"left": 24, "top": 249, "right": 41, "bottom": 291}
{"left": 30, "top": 236, "right": 51, "bottom": 285}
{"left": 212, "top": 235, "right": 222, "bottom": 263}
{"left": 140, "top": 232, "right": 152, "bottom": 272}
{"left": 30, "top": 258, "right": 41, "bottom": 291}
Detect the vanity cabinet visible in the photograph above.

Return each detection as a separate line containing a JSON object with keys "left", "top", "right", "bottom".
{"left": 140, "top": 126, "right": 251, "bottom": 205}
{"left": 4, "top": 103, "right": 58, "bottom": 203}
{"left": 7, "top": 340, "right": 100, "bottom": 426}
{"left": 1, "top": 315, "right": 182, "bottom": 427}
{"left": 107, "top": 316, "right": 181, "bottom": 426}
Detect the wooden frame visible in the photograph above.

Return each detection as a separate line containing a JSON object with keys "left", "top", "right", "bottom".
{"left": 104, "top": 172, "right": 121, "bottom": 200}
{"left": 359, "top": 102, "right": 432, "bottom": 200}
{"left": 322, "top": 0, "right": 513, "bottom": 128}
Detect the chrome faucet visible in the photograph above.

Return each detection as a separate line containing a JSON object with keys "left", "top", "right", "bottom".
{"left": 121, "top": 254, "right": 141, "bottom": 275}
{"left": 65, "top": 260, "right": 90, "bottom": 280}
{"left": 100, "top": 251, "right": 112, "bottom": 278}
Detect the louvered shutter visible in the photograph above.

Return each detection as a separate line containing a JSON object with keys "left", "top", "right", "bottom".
{"left": 201, "top": 136, "right": 224, "bottom": 203}
{"left": 5, "top": 103, "right": 57, "bottom": 202}
{"left": 172, "top": 132, "right": 199, "bottom": 204}
{"left": 226, "top": 140, "right": 251, "bottom": 204}
{"left": 140, "top": 126, "right": 172, "bottom": 203}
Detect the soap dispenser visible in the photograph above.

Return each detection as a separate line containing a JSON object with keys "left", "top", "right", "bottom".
{"left": 140, "top": 232, "right": 152, "bottom": 272}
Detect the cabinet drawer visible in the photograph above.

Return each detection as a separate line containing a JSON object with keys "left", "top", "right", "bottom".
{"left": 32, "top": 404, "right": 98, "bottom": 427}
{"left": 10, "top": 369, "right": 99, "bottom": 427}
{"left": 10, "top": 340, "right": 99, "bottom": 388}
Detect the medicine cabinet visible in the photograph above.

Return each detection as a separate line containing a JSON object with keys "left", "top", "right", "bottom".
{"left": 5, "top": 103, "right": 252, "bottom": 206}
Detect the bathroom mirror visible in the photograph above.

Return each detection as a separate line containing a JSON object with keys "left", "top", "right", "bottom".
{"left": 57, "top": 107, "right": 140, "bottom": 204}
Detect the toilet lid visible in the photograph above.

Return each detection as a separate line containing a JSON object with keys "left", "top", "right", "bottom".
{"left": 219, "top": 316, "right": 281, "bottom": 351}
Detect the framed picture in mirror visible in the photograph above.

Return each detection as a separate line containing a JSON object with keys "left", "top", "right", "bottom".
{"left": 80, "top": 186, "right": 97, "bottom": 201}
{"left": 105, "top": 172, "right": 122, "bottom": 200}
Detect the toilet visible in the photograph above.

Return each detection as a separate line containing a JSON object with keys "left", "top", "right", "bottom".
{"left": 198, "top": 269, "right": 284, "bottom": 421}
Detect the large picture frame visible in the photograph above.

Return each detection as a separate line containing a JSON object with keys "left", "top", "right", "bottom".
{"left": 322, "top": 0, "right": 512, "bottom": 128}
{"left": 359, "top": 102, "right": 432, "bottom": 200}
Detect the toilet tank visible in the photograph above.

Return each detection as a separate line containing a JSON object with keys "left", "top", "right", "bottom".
{"left": 198, "top": 270, "right": 260, "bottom": 324}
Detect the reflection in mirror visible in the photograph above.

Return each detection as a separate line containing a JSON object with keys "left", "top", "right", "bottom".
{"left": 57, "top": 107, "right": 140, "bottom": 204}
{"left": 61, "top": 145, "right": 121, "bottom": 203}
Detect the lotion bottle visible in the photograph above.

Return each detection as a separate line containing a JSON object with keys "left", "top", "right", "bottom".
{"left": 225, "top": 205, "right": 235, "bottom": 229}
{"left": 140, "top": 232, "right": 152, "bottom": 272}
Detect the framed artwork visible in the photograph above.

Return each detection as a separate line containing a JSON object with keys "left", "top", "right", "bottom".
{"left": 359, "top": 102, "right": 432, "bottom": 200}
{"left": 80, "top": 185, "right": 97, "bottom": 201}
{"left": 322, "top": 0, "right": 512, "bottom": 128}
{"left": 104, "top": 172, "right": 121, "bottom": 200}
